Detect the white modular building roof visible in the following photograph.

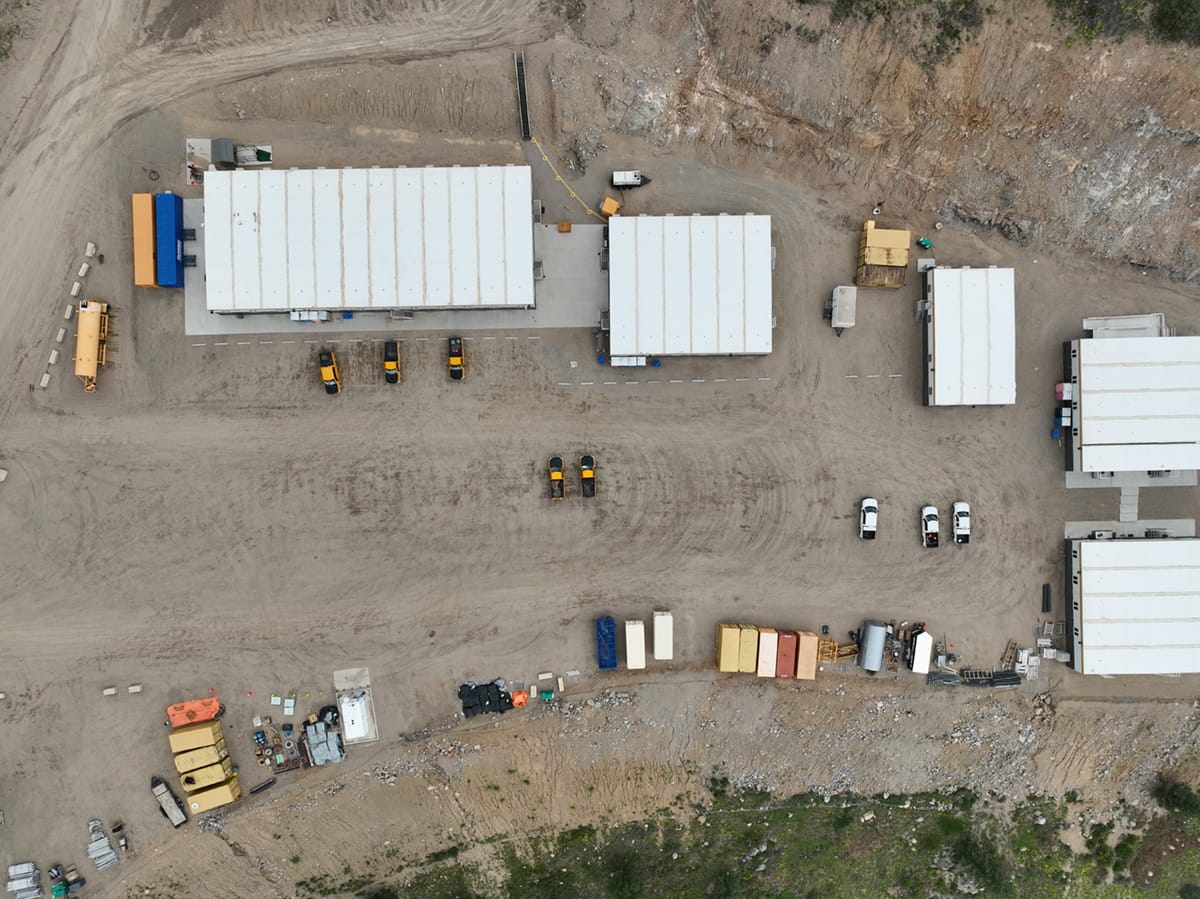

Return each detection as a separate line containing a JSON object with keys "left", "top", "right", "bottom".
{"left": 608, "top": 214, "right": 773, "bottom": 356}
{"left": 926, "top": 266, "right": 1016, "bottom": 405}
{"left": 1075, "top": 335, "right": 1200, "bottom": 472}
{"left": 1073, "top": 539, "right": 1200, "bottom": 675}
{"left": 203, "top": 165, "right": 534, "bottom": 312}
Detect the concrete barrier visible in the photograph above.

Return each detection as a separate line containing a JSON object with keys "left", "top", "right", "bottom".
{"left": 56, "top": 327, "right": 66, "bottom": 343}
{"left": 64, "top": 305, "right": 73, "bottom": 320}
{"left": 85, "top": 242, "right": 97, "bottom": 257}
{"left": 77, "top": 262, "right": 90, "bottom": 278}
{"left": 48, "top": 349, "right": 59, "bottom": 365}
{"left": 39, "top": 372, "right": 50, "bottom": 388}
{"left": 70, "top": 282, "right": 82, "bottom": 297}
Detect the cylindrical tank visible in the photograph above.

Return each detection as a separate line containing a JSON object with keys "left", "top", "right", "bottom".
{"left": 859, "top": 619, "right": 888, "bottom": 674}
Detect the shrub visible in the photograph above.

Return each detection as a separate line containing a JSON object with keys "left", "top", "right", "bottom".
{"left": 1151, "top": 0, "right": 1200, "bottom": 42}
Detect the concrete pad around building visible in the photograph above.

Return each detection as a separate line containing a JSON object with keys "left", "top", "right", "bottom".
{"left": 1064, "top": 469, "right": 1197, "bottom": 490}
{"left": 181, "top": 200, "right": 607, "bottom": 336}
{"left": 1064, "top": 519, "right": 1196, "bottom": 540}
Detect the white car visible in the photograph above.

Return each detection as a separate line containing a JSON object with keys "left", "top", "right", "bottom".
{"left": 859, "top": 498, "right": 878, "bottom": 540}
{"left": 921, "top": 505, "right": 940, "bottom": 548}
{"left": 952, "top": 501, "right": 971, "bottom": 544}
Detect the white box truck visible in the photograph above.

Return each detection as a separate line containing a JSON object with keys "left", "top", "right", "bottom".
{"left": 625, "top": 620, "right": 647, "bottom": 670}
{"left": 610, "top": 170, "right": 650, "bottom": 188}
{"left": 653, "top": 611, "right": 674, "bottom": 661}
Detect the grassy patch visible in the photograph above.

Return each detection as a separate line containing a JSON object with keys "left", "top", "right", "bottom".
{"left": 827, "top": 0, "right": 991, "bottom": 66}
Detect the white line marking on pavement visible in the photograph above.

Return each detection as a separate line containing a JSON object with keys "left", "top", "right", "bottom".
{"left": 191, "top": 342, "right": 206, "bottom": 347}
{"left": 282, "top": 340, "right": 296, "bottom": 344}
{"left": 692, "top": 378, "right": 705, "bottom": 383}
{"left": 506, "top": 336, "right": 519, "bottom": 340}
{"left": 557, "top": 381, "right": 573, "bottom": 386}
{"left": 735, "top": 377, "right": 749, "bottom": 382}
{"left": 236, "top": 341, "right": 251, "bottom": 345}
{"left": 625, "top": 380, "right": 639, "bottom": 385}
{"left": 866, "top": 374, "right": 881, "bottom": 379}
{"left": 415, "top": 337, "right": 429, "bottom": 342}
{"left": 527, "top": 336, "right": 540, "bottom": 340}
{"left": 580, "top": 381, "right": 594, "bottom": 386}
{"left": 259, "top": 341, "right": 273, "bottom": 345}
{"left": 669, "top": 379, "right": 683, "bottom": 383}
{"left": 714, "top": 378, "right": 727, "bottom": 382}
{"left": 371, "top": 338, "right": 384, "bottom": 342}
{"left": 648, "top": 379, "right": 660, "bottom": 384}
{"left": 482, "top": 336, "right": 497, "bottom": 340}
{"left": 845, "top": 374, "right": 858, "bottom": 379}
{"left": 304, "top": 339, "right": 318, "bottom": 344}
{"left": 603, "top": 380, "right": 616, "bottom": 385}
{"left": 889, "top": 373, "right": 903, "bottom": 378}
{"left": 214, "top": 342, "right": 229, "bottom": 346}
{"left": 757, "top": 377, "right": 771, "bottom": 381}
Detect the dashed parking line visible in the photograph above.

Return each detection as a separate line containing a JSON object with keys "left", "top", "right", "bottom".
{"left": 482, "top": 336, "right": 497, "bottom": 341}
{"left": 692, "top": 378, "right": 705, "bottom": 383}
{"left": 303, "top": 339, "right": 318, "bottom": 344}
{"left": 415, "top": 337, "right": 429, "bottom": 342}
{"left": 506, "top": 336, "right": 519, "bottom": 340}
{"left": 889, "top": 374, "right": 903, "bottom": 379}
{"left": 648, "top": 379, "right": 661, "bottom": 384}
{"left": 845, "top": 374, "right": 859, "bottom": 379}
{"left": 557, "top": 381, "right": 573, "bottom": 386}
{"left": 714, "top": 378, "right": 727, "bottom": 383}
{"left": 527, "top": 336, "right": 540, "bottom": 340}
{"left": 735, "top": 377, "right": 749, "bottom": 382}
{"left": 258, "top": 340, "right": 273, "bottom": 345}
{"left": 214, "top": 342, "right": 229, "bottom": 347}
{"left": 191, "top": 342, "right": 206, "bottom": 347}
{"left": 281, "top": 340, "right": 296, "bottom": 345}
{"left": 669, "top": 379, "right": 683, "bottom": 384}
{"left": 866, "top": 374, "right": 881, "bottom": 379}
{"left": 580, "top": 381, "right": 594, "bottom": 386}
{"left": 625, "top": 380, "right": 639, "bottom": 385}
{"left": 757, "top": 377, "right": 771, "bottom": 382}
{"left": 603, "top": 380, "right": 617, "bottom": 385}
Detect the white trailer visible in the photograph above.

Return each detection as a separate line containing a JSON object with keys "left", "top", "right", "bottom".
{"left": 756, "top": 628, "right": 779, "bottom": 678}
{"left": 829, "top": 286, "right": 856, "bottom": 333}
{"left": 625, "top": 620, "right": 647, "bottom": 670}
{"left": 911, "top": 631, "right": 934, "bottom": 675}
{"left": 653, "top": 611, "right": 674, "bottom": 661}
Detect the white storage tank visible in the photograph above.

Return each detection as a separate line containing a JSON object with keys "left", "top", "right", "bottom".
{"left": 859, "top": 620, "right": 888, "bottom": 674}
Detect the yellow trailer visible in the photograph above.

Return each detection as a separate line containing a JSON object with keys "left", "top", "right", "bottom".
{"left": 173, "top": 739, "right": 229, "bottom": 774}
{"left": 72, "top": 300, "right": 109, "bottom": 392}
{"left": 737, "top": 625, "right": 759, "bottom": 673}
{"left": 168, "top": 720, "right": 223, "bottom": 754}
{"left": 186, "top": 776, "right": 242, "bottom": 814}
{"left": 180, "top": 758, "right": 235, "bottom": 793}
{"left": 717, "top": 624, "right": 741, "bottom": 672}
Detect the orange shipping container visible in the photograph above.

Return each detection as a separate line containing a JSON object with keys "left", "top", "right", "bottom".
{"left": 737, "top": 625, "right": 758, "bottom": 673}
{"left": 132, "top": 193, "right": 158, "bottom": 288}
{"left": 775, "top": 631, "right": 798, "bottom": 678}
{"left": 795, "top": 631, "right": 819, "bottom": 680}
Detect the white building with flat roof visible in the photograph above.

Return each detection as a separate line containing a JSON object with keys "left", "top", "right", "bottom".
{"left": 202, "top": 165, "right": 534, "bottom": 313}
{"left": 1064, "top": 334, "right": 1200, "bottom": 473}
{"left": 1067, "top": 538, "right": 1200, "bottom": 675}
{"left": 607, "top": 213, "right": 773, "bottom": 359}
{"left": 922, "top": 266, "right": 1016, "bottom": 406}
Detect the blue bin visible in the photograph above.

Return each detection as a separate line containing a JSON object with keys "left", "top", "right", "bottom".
{"left": 342, "top": 312, "right": 354, "bottom": 320}
{"left": 597, "top": 354, "right": 605, "bottom": 365}
{"left": 650, "top": 359, "right": 662, "bottom": 368}
{"left": 1051, "top": 427, "right": 1062, "bottom": 440}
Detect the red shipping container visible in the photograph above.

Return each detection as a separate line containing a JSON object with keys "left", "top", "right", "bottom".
{"left": 775, "top": 630, "right": 798, "bottom": 678}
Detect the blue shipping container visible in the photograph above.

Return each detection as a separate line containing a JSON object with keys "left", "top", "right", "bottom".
{"left": 154, "top": 192, "right": 185, "bottom": 288}
{"left": 596, "top": 616, "right": 617, "bottom": 670}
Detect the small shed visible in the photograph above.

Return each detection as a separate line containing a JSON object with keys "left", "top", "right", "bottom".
{"left": 856, "top": 221, "right": 910, "bottom": 288}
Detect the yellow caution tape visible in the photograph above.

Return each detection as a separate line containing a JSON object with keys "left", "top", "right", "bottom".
{"left": 530, "top": 135, "right": 604, "bottom": 221}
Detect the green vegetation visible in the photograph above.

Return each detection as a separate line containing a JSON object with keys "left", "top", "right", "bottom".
{"left": 1151, "top": 0, "right": 1200, "bottom": 41}
{"left": 1051, "top": 0, "right": 1200, "bottom": 43}
{"left": 1155, "top": 775, "right": 1200, "bottom": 815}
{"left": 0, "top": 0, "right": 23, "bottom": 61}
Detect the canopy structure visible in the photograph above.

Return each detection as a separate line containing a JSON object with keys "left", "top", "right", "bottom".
{"left": 608, "top": 213, "right": 773, "bottom": 357}
{"left": 203, "top": 165, "right": 534, "bottom": 312}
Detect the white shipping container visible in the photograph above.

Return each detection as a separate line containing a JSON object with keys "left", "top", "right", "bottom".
{"left": 756, "top": 628, "right": 778, "bottom": 678}
{"left": 653, "top": 611, "right": 674, "bottom": 661}
{"left": 624, "top": 620, "right": 646, "bottom": 670}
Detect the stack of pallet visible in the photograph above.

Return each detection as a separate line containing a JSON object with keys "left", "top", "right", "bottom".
{"left": 716, "top": 624, "right": 820, "bottom": 680}
{"left": 856, "top": 220, "right": 911, "bottom": 288}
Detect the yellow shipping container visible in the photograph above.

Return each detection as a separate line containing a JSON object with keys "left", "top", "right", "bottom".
{"left": 737, "top": 625, "right": 759, "bottom": 674}
{"left": 796, "top": 631, "right": 820, "bottom": 680}
{"left": 168, "top": 720, "right": 224, "bottom": 754}
{"left": 186, "top": 776, "right": 242, "bottom": 814}
{"left": 173, "top": 739, "right": 229, "bottom": 774}
{"left": 181, "top": 759, "right": 235, "bottom": 793}
{"left": 717, "top": 624, "right": 741, "bottom": 672}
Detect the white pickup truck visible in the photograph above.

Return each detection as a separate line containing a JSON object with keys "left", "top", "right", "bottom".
{"left": 920, "top": 505, "right": 939, "bottom": 548}
{"left": 952, "top": 501, "right": 971, "bottom": 544}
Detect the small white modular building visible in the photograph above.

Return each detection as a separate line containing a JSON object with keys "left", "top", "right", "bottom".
{"left": 1067, "top": 538, "right": 1200, "bottom": 675}
{"left": 653, "top": 611, "right": 674, "bottom": 661}
{"left": 607, "top": 213, "right": 773, "bottom": 359}
{"left": 922, "top": 266, "right": 1016, "bottom": 406}
{"left": 1063, "top": 333, "right": 1200, "bottom": 473}
{"left": 203, "top": 165, "right": 534, "bottom": 313}
{"left": 625, "top": 620, "right": 647, "bottom": 670}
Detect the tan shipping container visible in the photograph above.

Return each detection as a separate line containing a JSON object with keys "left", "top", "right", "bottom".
{"left": 717, "top": 624, "right": 741, "bottom": 672}
{"left": 737, "top": 625, "right": 759, "bottom": 673}
{"left": 168, "top": 720, "right": 224, "bottom": 754}
{"left": 173, "top": 739, "right": 229, "bottom": 774}
{"left": 795, "top": 631, "right": 819, "bottom": 680}
{"left": 180, "top": 758, "right": 235, "bottom": 793}
{"left": 186, "top": 776, "right": 242, "bottom": 814}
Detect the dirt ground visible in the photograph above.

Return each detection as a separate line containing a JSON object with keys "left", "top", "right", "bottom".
{"left": 0, "top": 0, "right": 1199, "bottom": 895}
